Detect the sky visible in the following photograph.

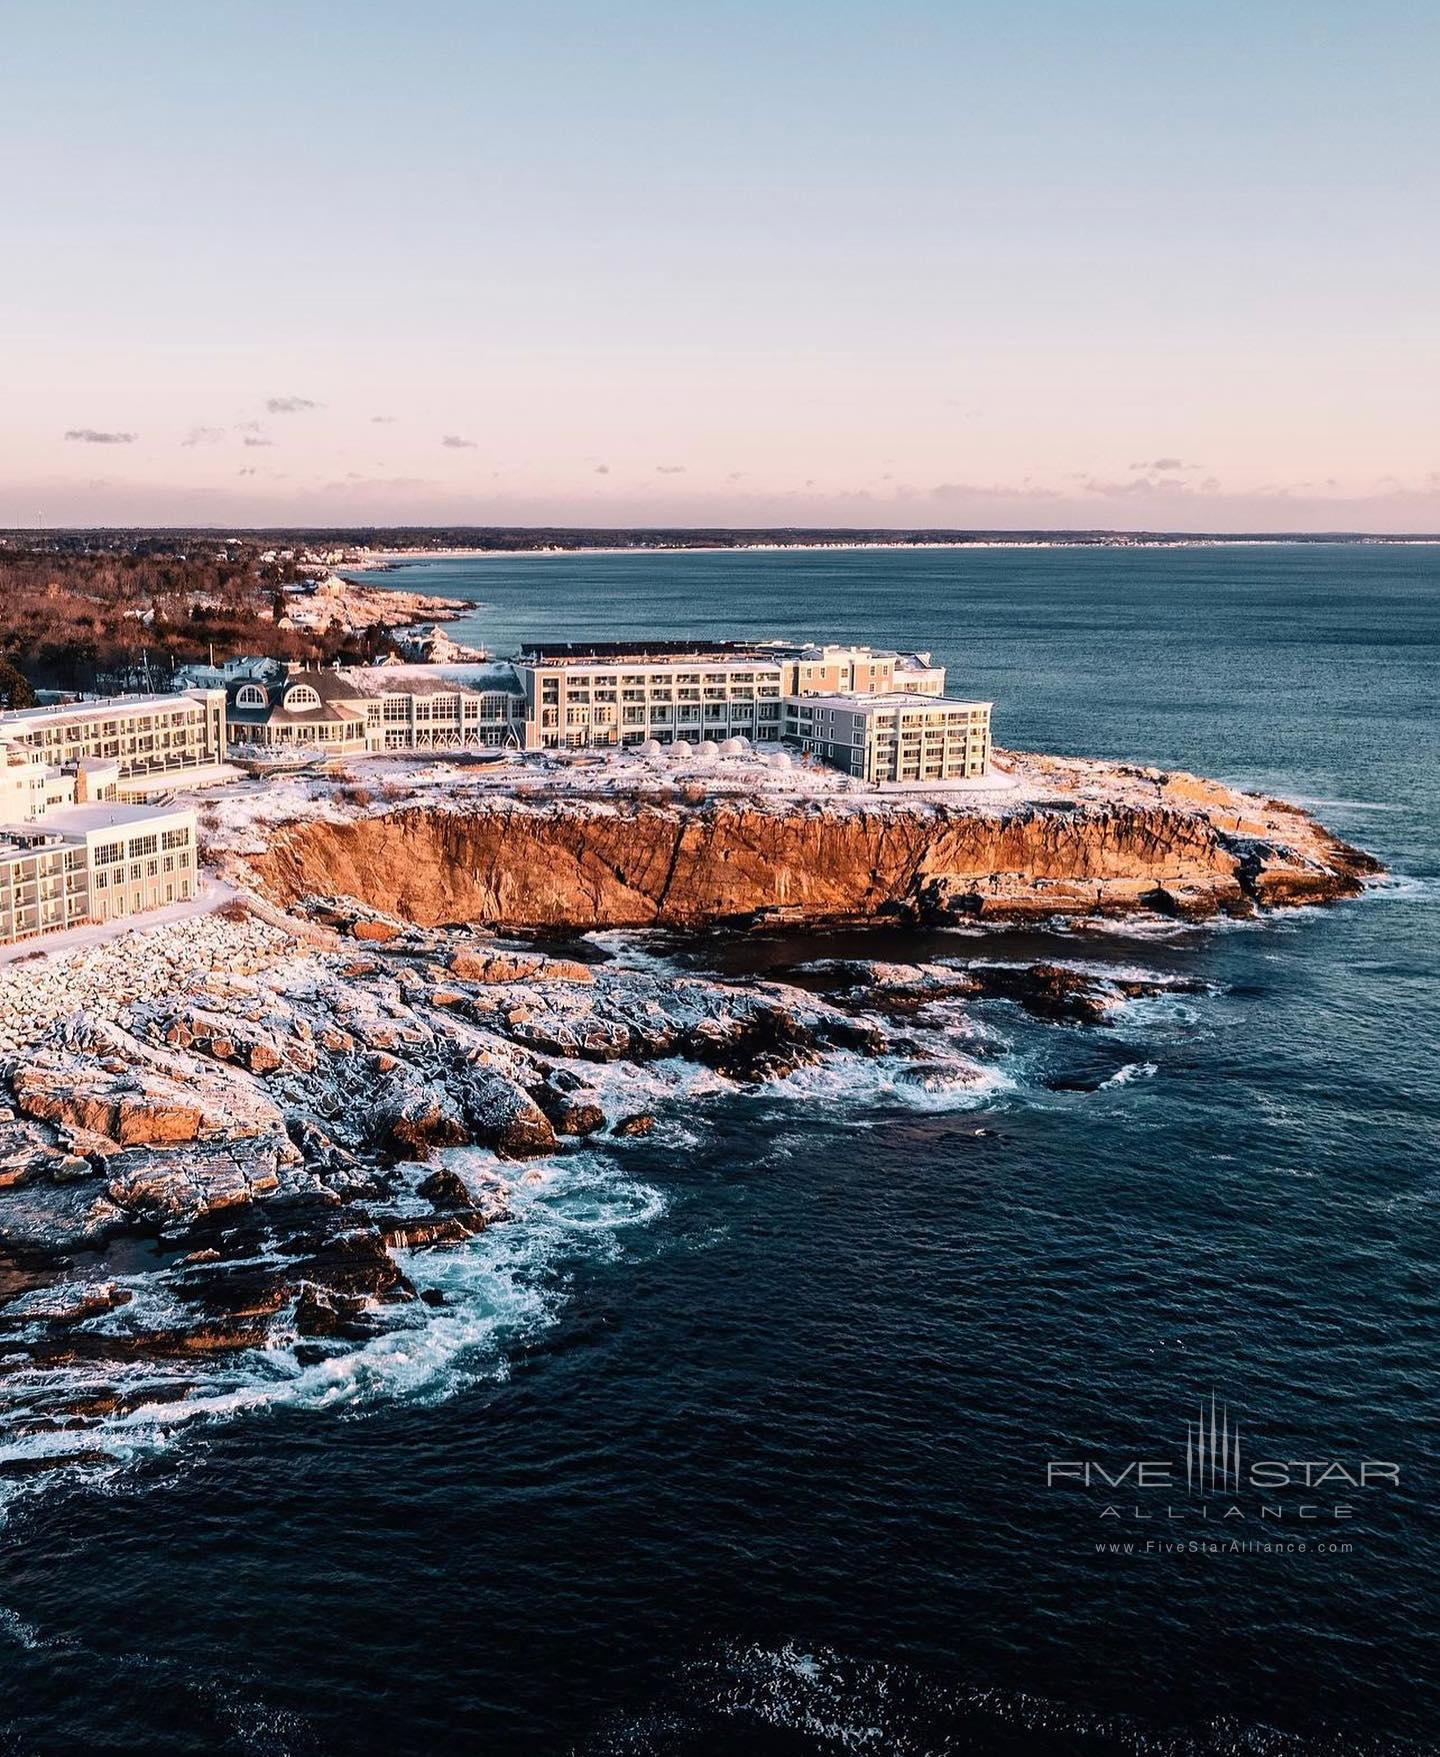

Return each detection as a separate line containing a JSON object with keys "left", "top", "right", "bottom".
{"left": 3, "top": 0, "right": 1437, "bottom": 532}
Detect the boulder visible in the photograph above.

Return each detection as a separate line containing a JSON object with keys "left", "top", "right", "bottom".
{"left": 416, "top": 1167, "right": 475, "bottom": 1210}
{"left": 12, "top": 1065, "right": 205, "bottom": 1146}
{"left": 351, "top": 920, "right": 400, "bottom": 944}
{"left": 0, "top": 1180, "right": 127, "bottom": 1253}
{"left": 372, "top": 1076, "right": 467, "bottom": 1159}
{"left": 611, "top": 1112, "right": 655, "bottom": 1138}
{"left": 458, "top": 1068, "right": 557, "bottom": 1158}
{"left": 552, "top": 1097, "right": 606, "bottom": 1137}
{"left": 448, "top": 947, "right": 593, "bottom": 987}
{"left": 965, "top": 962, "right": 1115, "bottom": 1025}
{"left": 104, "top": 1138, "right": 285, "bottom": 1227}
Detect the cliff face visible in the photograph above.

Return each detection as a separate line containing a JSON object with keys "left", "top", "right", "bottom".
{"left": 246, "top": 779, "right": 1379, "bottom": 932}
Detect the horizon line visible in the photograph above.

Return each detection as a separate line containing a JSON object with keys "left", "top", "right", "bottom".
{"left": 5, "top": 524, "right": 1440, "bottom": 542}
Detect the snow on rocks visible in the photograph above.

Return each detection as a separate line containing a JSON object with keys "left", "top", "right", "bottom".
{"left": 0, "top": 910, "right": 288, "bottom": 1056}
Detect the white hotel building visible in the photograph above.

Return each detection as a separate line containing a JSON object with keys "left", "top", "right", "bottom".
{"left": 0, "top": 803, "right": 198, "bottom": 945}
{"left": 0, "top": 689, "right": 228, "bottom": 798}
{"left": 0, "top": 697, "right": 206, "bottom": 946}
{"left": 223, "top": 640, "right": 992, "bottom": 786}
{"left": 783, "top": 693, "right": 993, "bottom": 785}
{"left": 515, "top": 640, "right": 948, "bottom": 752}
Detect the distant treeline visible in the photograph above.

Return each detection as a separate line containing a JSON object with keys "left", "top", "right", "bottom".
{"left": 0, "top": 542, "right": 389, "bottom": 694}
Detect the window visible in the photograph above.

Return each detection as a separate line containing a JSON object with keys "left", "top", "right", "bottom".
{"left": 282, "top": 684, "right": 322, "bottom": 712}
{"left": 236, "top": 684, "right": 267, "bottom": 709}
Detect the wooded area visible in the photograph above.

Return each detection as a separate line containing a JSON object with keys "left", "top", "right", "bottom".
{"left": 0, "top": 540, "right": 389, "bottom": 691}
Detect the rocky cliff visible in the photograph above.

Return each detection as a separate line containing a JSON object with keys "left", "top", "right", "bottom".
{"left": 245, "top": 755, "right": 1379, "bottom": 931}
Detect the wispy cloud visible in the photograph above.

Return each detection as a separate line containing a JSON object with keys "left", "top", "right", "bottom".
{"left": 243, "top": 436, "right": 274, "bottom": 448}
{"left": 1128, "top": 456, "right": 1203, "bottom": 473}
{"left": 593, "top": 463, "right": 610, "bottom": 475}
{"left": 928, "top": 479, "right": 1062, "bottom": 502}
{"left": 441, "top": 434, "right": 477, "bottom": 449}
{"left": 265, "top": 395, "right": 318, "bottom": 414}
{"left": 371, "top": 415, "right": 397, "bottom": 424}
{"left": 655, "top": 464, "right": 686, "bottom": 475}
{"left": 181, "top": 426, "right": 225, "bottom": 448}
{"left": 322, "top": 474, "right": 434, "bottom": 492}
{"left": 65, "top": 428, "right": 136, "bottom": 445}
{"left": 237, "top": 466, "right": 258, "bottom": 477}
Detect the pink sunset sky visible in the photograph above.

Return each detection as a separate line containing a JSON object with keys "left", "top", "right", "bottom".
{"left": 5, "top": 2, "right": 1437, "bottom": 532}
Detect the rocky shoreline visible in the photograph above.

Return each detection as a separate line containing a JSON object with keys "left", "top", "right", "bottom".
{"left": 0, "top": 750, "right": 1379, "bottom": 1486}
{"left": 287, "top": 570, "right": 476, "bottom": 635}
{"left": 241, "top": 750, "right": 1380, "bottom": 930}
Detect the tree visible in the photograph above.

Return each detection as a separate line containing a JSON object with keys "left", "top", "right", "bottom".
{"left": 0, "top": 659, "right": 37, "bottom": 710}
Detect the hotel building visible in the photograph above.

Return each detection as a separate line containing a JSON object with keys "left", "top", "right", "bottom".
{"left": 223, "top": 641, "right": 990, "bottom": 785}
{"left": 0, "top": 718, "right": 201, "bottom": 946}
{"left": 782, "top": 693, "right": 993, "bottom": 785}
{"left": 225, "top": 665, "right": 525, "bottom": 754}
{"left": 0, "top": 690, "right": 228, "bottom": 798}
{"left": 512, "top": 640, "right": 945, "bottom": 752}
{"left": 0, "top": 801, "right": 198, "bottom": 947}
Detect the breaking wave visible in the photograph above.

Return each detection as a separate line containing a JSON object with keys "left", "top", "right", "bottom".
{"left": 0, "top": 1150, "right": 665, "bottom": 1521}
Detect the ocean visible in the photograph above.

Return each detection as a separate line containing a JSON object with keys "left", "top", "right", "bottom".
{"left": 1, "top": 544, "right": 1435, "bottom": 1755}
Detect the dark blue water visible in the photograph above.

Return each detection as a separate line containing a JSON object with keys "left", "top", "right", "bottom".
{"left": 2, "top": 546, "right": 1436, "bottom": 1755}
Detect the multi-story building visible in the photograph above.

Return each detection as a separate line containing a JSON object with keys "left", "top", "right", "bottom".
{"left": 514, "top": 642, "right": 788, "bottom": 751}
{"left": 225, "top": 664, "right": 525, "bottom": 753}
{"left": 220, "top": 643, "right": 989, "bottom": 786}
{"left": 783, "top": 693, "right": 993, "bottom": 785}
{"left": 512, "top": 641, "right": 949, "bottom": 752}
{"left": 0, "top": 690, "right": 228, "bottom": 798}
{"left": 763, "top": 642, "right": 946, "bottom": 698}
{"left": 0, "top": 802, "right": 198, "bottom": 946}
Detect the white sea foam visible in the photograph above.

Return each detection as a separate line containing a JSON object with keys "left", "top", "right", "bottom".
{"left": 773, "top": 1049, "right": 1012, "bottom": 1113}
{"left": 1098, "top": 1060, "right": 1158, "bottom": 1088}
{"left": 0, "top": 1150, "right": 666, "bottom": 1520}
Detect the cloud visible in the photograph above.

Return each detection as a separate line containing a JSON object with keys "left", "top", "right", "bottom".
{"left": 265, "top": 396, "right": 318, "bottom": 414}
{"left": 65, "top": 428, "right": 136, "bottom": 445}
{"left": 928, "top": 479, "right": 1062, "bottom": 502}
{"left": 243, "top": 436, "right": 273, "bottom": 448}
{"left": 1128, "top": 457, "right": 1203, "bottom": 473}
{"left": 593, "top": 463, "right": 610, "bottom": 474}
{"left": 441, "top": 434, "right": 477, "bottom": 449}
{"left": 182, "top": 426, "right": 225, "bottom": 448}
{"left": 321, "top": 474, "right": 434, "bottom": 492}
{"left": 1080, "top": 475, "right": 1169, "bottom": 498}
{"left": 237, "top": 467, "right": 258, "bottom": 477}
{"left": 655, "top": 464, "right": 686, "bottom": 475}
{"left": 371, "top": 415, "right": 397, "bottom": 424}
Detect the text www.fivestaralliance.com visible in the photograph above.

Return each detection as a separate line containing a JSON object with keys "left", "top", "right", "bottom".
{"left": 1096, "top": 1540, "right": 1354, "bottom": 1556}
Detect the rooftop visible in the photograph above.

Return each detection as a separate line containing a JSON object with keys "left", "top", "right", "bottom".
{"left": 788, "top": 692, "right": 992, "bottom": 713}
{"left": 7, "top": 801, "right": 194, "bottom": 838}
{"left": 0, "top": 690, "right": 220, "bottom": 729}
{"left": 519, "top": 639, "right": 776, "bottom": 665}
{"left": 335, "top": 662, "right": 522, "bottom": 698}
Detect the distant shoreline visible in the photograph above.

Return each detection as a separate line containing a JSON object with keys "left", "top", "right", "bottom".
{"left": 341, "top": 534, "right": 1440, "bottom": 572}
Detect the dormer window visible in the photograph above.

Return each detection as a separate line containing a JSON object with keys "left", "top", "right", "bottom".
{"left": 236, "top": 684, "right": 268, "bottom": 709}
{"left": 283, "top": 684, "right": 322, "bottom": 712}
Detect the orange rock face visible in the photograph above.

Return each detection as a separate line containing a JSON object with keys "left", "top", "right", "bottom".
{"left": 246, "top": 764, "right": 1378, "bottom": 934}
{"left": 448, "top": 946, "right": 594, "bottom": 985}
{"left": 12, "top": 1069, "right": 205, "bottom": 1147}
